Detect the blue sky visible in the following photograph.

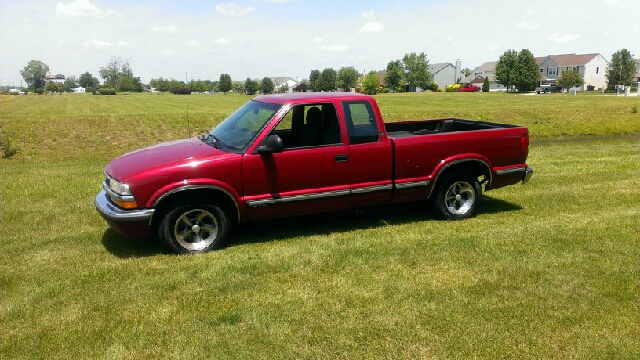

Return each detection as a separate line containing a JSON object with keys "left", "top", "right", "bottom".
{"left": 1, "top": 0, "right": 638, "bottom": 86}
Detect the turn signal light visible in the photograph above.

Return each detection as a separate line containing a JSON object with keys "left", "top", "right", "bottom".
{"left": 114, "top": 199, "right": 138, "bottom": 209}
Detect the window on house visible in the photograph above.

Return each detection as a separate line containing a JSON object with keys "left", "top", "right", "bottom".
{"left": 547, "top": 67, "right": 557, "bottom": 76}
{"left": 596, "top": 67, "right": 599, "bottom": 74}
{"left": 539, "top": 68, "right": 544, "bottom": 73}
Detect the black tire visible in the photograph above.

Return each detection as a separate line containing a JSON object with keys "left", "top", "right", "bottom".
{"left": 433, "top": 173, "right": 482, "bottom": 220}
{"left": 160, "top": 203, "right": 229, "bottom": 254}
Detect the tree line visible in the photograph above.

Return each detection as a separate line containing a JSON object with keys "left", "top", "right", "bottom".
{"left": 17, "top": 49, "right": 636, "bottom": 95}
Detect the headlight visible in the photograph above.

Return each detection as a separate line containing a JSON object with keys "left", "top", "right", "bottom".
{"left": 109, "top": 178, "right": 132, "bottom": 196}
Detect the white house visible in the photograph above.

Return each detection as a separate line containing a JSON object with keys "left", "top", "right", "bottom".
{"left": 463, "top": 61, "right": 510, "bottom": 91}
{"left": 429, "top": 60, "right": 464, "bottom": 89}
{"left": 537, "top": 53, "right": 609, "bottom": 91}
{"left": 46, "top": 73, "right": 65, "bottom": 84}
{"left": 271, "top": 77, "right": 299, "bottom": 93}
{"left": 72, "top": 87, "right": 86, "bottom": 93}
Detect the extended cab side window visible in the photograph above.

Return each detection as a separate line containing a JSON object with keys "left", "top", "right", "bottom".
{"left": 342, "top": 101, "right": 379, "bottom": 145}
{"left": 273, "top": 103, "right": 342, "bottom": 149}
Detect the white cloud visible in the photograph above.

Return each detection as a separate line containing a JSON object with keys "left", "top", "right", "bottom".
{"left": 516, "top": 21, "right": 539, "bottom": 29}
{"left": 358, "top": 22, "right": 383, "bottom": 33}
{"left": 216, "top": 3, "right": 255, "bottom": 16}
{"left": 313, "top": 37, "right": 325, "bottom": 43}
{"left": 161, "top": 49, "right": 175, "bottom": 55}
{"left": 216, "top": 38, "right": 230, "bottom": 45}
{"left": 486, "top": 43, "right": 500, "bottom": 50}
{"left": 362, "top": 10, "right": 375, "bottom": 19}
{"left": 321, "top": 44, "right": 349, "bottom": 51}
{"left": 56, "top": 0, "right": 116, "bottom": 19}
{"left": 188, "top": 40, "right": 201, "bottom": 47}
{"left": 151, "top": 26, "right": 178, "bottom": 34}
{"left": 117, "top": 41, "right": 131, "bottom": 47}
{"left": 84, "top": 39, "right": 110, "bottom": 49}
{"left": 604, "top": 0, "right": 620, "bottom": 4}
{"left": 548, "top": 33, "right": 580, "bottom": 44}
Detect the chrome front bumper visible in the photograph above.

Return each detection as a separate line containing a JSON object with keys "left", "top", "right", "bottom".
{"left": 94, "top": 190, "right": 155, "bottom": 223}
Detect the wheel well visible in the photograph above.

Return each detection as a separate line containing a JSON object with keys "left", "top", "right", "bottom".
{"left": 150, "top": 188, "right": 239, "bottom": 237}
{"left": 432, "top": 160, "right": 491, "bottom": 192}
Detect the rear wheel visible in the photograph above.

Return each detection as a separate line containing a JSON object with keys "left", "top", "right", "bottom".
{"left": 160, "top": 203, "right": 229, "bottom": 254}
{"left": 433, "top": 173, "right": 482, "bottom": 220}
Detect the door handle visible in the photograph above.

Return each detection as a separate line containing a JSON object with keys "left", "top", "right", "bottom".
{"left": 335, "top": 154, "right": 348, "bottom": 162}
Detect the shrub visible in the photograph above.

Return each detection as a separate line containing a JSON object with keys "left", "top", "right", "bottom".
{"left": 96, "top": 88, "right": 116, "bottom": 95}
{"left": 445, "top": 84, "right": 461, "bottom": 92}
{"left": 0, "top": 132, "right": 18, "bottom": 159}
{"left": 172, "top": 87, "right": 192, "bottom": 95}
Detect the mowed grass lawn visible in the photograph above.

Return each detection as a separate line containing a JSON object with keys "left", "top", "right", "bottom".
{"left": 1, "top": 92, "right": 639, "bottom": 359}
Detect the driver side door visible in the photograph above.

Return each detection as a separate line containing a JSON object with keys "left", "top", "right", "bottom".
{"left": 241, "top": 102, "right": 350, "bottom": 221}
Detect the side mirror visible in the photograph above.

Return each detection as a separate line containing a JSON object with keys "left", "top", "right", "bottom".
{"left": 257, "top": 134, "right": 283, "bottom": 154}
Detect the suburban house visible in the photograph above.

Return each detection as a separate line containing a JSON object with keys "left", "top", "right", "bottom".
{"left": 463, "top": 61, "right": 511, "bottom": 92}
{"left": 536, "top": 53, "right": 609, "bottom": 90}
{"left": 271, "top": 77, "right": 299, "bottom": 93}
{"left": 429, "top": 60, "right": 464, "bottom": 89}
{"left": 464, "top": 53, "right": 610, "bottom": 91}
{"left": 46, "top": 73, "right": 65, "bottom": 84}
{"left": 634, "top": 59, "right": 640, "bottom": 84}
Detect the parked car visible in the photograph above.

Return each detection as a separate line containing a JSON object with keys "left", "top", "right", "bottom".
{"left": 456, "top": 84, "right": 481, "bottom": 92}
{"left": 535, "top": 84, "right": 563, "bottom": 94}
{"left": 95, "top": 92, "right": 533, "bottom": 253}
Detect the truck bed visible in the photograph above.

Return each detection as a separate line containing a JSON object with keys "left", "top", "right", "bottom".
{"left": 385, "top": 118, "right": 523, "bottom": 138}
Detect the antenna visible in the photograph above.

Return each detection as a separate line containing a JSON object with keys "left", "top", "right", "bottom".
{"left": 186, "top": 72, "right": 191, "bottom": 138}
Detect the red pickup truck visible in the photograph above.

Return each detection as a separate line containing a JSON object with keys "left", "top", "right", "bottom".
{"left": 457, "top": 83, "right": 481, "bottom": 92}
{"left": 95, "top": 92, "right": 533, "bottom": 253}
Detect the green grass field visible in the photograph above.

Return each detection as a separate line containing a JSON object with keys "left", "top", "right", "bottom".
{"left": 1, "top": 92, "right": 639, "bottom": 359}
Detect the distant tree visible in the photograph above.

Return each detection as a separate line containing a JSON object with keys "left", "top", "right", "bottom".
{"left": 495, "top": 49, "right": 518, "bottom": 92}
{"left": 99, "top": 56, "right": 127, "bottom": 90}
{"left": 317, "top": 68, "right": 337, "bottom": 91}
{"left": 557, "top": 70, "right": 584, "bottom": 91}
{"left": 64, "top": 76, "right": 78, "bottom": 92}
{"left": 118, "top": 76, "right": 144, "bottom": 92}
{"left": 513, "top": 49, "right": 540, "bottom": 92}
{"left": 278, "top": 83, "right": 289, "bottom": 93}
{"left": 233, "top": 81, "right": 245, "bottom": 94}
{"left": 78, "top": 72, "right": 94, "bottom": 88}
{"left": 482, "top": 76, "right": 490, "bottom": 92}
{"left": 218, "top": 73, "right": 232, "bottom": 94}
{"left": 463, "top": 68, "right": 472, "bottom": 78}
{"left": 260, "top": 77, "right": 274, "bottom": 94}
{"left": 245, "top": 78, "right": 258, "bottom": 95}
{"left": 607, "top": 48, "right": 636, "bottom": 90}
{"left": 190, "top": 80, "right": 208, "bottom": 93}
{"left": 402, "top": 52, "right": 431, "bottom": 91}
{"left": 20, "top": 60, "right": 49, "bottom": 92}
{"left": 309, "top": 70, "right": 321, "bottom": 91}
{"left": 167, "top": 79, "right": 186, "bottom": 92}
{"left": 45, "top": 81, "right": 64, "bottom": 94}
{"left": 384, "top": 60, "right": 404, "bottom": 92}
{"left": 362, "top": 71, "right": 380, "bottom": 95}
{"left": 150, "top": 77, "right": 169, "bottom": 92}
{"left": 337, "top": 66, "right": 359, "bottom": 91}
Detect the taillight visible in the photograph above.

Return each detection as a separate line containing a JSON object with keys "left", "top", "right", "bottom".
{"left": 522, "top": 133, "right": 529, "bottom": 151}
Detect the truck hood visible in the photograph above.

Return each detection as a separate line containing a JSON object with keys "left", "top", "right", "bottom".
{"left": 105, "top": 138, "right": 227, "bottom": 182}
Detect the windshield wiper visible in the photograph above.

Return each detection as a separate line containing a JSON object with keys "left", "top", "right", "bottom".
{"left": 199, "top": 133, "right": 222, "bottom": 149}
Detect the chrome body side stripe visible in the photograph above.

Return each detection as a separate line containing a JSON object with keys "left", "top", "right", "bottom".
{"left": 246, "top": 189, "right": 350, "bottom": 208}
{"left": 395, "top": 180, "right": 431, "bottom": 190}
{"left": 351, "top": 184, "right": 393, "bottom": 195}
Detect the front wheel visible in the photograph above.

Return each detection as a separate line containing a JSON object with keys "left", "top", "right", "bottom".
{"left": 160, "top": 203, "right": 230, "bottom": 254}
{"left": 433, "top": 173, "right": 482, "bottom": 220}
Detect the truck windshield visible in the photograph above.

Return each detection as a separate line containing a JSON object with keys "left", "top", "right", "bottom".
{"left": 205, "top": 100, "right": 283, "bottom": 153}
